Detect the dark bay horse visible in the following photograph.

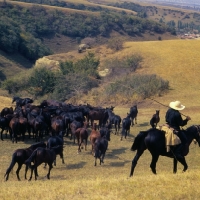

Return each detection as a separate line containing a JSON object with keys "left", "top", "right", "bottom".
{"left": 129, "top": 125, "right": 200, "bottom": 177}
{"left": 46, "top": 131, "right": 65, "bottom": 166}
{"left": 129, "top": 105, "right": 138, "bottom": 126}
{"left": 25, "top": 145, "right": 63, "bottom": 181}
{"left": 121, "top": 113, "right": 131, "bottom": 140}
{"left": 94, "top": 127, "right": 110, "bottom": 166}
{"left": 4, "top": 142, "right": 46, "bottom": 181}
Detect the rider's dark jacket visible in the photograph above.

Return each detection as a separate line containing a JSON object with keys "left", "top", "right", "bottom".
{"left": 165, "top": 108, "right": 188, "bottom": 131}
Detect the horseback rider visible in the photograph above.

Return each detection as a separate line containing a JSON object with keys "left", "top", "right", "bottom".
{"left": 165, "top": 100, "right": 191, "bottom": 146}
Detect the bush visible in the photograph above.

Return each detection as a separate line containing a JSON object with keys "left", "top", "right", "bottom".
{"left": 107, "top": 38, "right": 124, "bottom": 51}
{"left": 104, "top": 74, "right": 169, "bottom": 100}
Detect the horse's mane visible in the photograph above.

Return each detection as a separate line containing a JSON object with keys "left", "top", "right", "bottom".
{"left": 131, "top": 131, "right": 148, "bottom": 151}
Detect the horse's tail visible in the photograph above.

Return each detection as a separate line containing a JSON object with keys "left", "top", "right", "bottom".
{"left": 25, "top": 149, "right": 37, "bottom": 167}
{"left": 131, "top": 131, "right": 148, "bottom": 151}
{"left": 4, "top": 153, "right": 17, "bottom": 179}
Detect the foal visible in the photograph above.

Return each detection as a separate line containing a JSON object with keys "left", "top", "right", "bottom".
{"left": 150, "top": 110, "right": 160, "bottom": 128}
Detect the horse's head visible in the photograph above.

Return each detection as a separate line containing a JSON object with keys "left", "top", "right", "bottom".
{"left": 194, "top": 125, "right": 200, "bottom": 146}
{"left": 187, "top": 125, "right": 200, "bottom": 146}
{"left": 12, "top": 96, "right": 18, "bottom": 103}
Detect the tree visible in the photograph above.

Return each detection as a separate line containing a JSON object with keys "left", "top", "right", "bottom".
{"left": 27, "top": 67, "right": 56, "bottom": 97}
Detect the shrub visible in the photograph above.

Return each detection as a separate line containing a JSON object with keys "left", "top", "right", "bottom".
{"left": 104, "top": 74, "right": 169, "bottom": 100}
{"left": 107, "top": 38, "right": 124, "bottom": 51}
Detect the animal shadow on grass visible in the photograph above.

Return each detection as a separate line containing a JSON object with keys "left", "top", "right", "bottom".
{"left": 109, "top": 160, "right": 129, "bottom": 167}
{"left": 106, "top": 147, "right": 129, "bottom": 167}
{"left": 138, "top": 122, "right": 149, "bottom": 127}
{"left": 66, "top": 161, "right": 87, "bottom": 170}
{"left": 106, "top": 147, "right": 127, "bottom": 160}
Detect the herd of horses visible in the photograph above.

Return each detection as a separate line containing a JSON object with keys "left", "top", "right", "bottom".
{"left": 2, "top": 97, "right": 138, "bottom": 181}
{"left": 2, "top": 96, "right": 200, "bottom": 180}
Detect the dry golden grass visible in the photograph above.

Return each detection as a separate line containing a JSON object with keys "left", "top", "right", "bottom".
{"left": 1, "top": 37, "right": 200, "bottom": 199}
{"left": 0, "top": 105, "right": 200, "bottom": 200}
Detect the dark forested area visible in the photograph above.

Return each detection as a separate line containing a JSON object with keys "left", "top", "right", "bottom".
{"left": 0, "top": 2, "right": 175, "bottom": 61}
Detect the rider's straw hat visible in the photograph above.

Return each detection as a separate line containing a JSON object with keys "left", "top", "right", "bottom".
{"left": 169, "top": 101, "right": 185, "bottom": 110}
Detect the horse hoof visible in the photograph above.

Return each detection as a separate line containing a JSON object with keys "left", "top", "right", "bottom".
{"left": 151, "top": 168, "right": 157, "bottom": 174}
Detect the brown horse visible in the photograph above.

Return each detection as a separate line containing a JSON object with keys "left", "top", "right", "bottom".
{"left": 74, "top": 121, "right": 89, "bottom": 153}
{"left": 51, "top": 116, "right": 65, "bottom": 136}
{"left": 89, "top": 123, "right": 101, "bottom": 154}
{"left": 87, "top": 109, "right": 108, "bottom": 128}
{"left": 9, "top": 117, "right": 20, "bottom": 143}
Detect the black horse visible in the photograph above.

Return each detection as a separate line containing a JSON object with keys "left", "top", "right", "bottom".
{"left": 94, "top": 127, "right": 110, "bottom": 166}
{"left": 121, "top": 114, "right": 131, "bottom": 140}
{"left": 4, "top": 142, "right": 46, "bottom": 181}
{"left": 129, "top": 125, "right": 200, "bottom": 177}
{"left": 46, "top": 131, "right": 65, "bottom": 166}
{"left": 129, "top": 105, "right": 138, "bottom": 127}
{"left": 12, "top": 96, "right": 33, "bottom": 108}
{"left": 25, "top": 145, "right": 63, "bottom": 181}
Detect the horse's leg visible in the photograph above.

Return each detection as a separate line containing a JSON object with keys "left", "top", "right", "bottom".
{"left": 115, "top": 123, "right": 117, "bottom": 135}
{"left": 135, "top": 117, "right": 137, "bottom": 124}
{"left": 28, "top": 165, "right": 34, "bottom": 181}
{"left": 101, "top": 153, "right": 105, "bottom": 164}
{"left": 60, "top": 152, "right": 65, "bottom": 164}
{"left": 94, "top": 157, "right": 97, "bottom": 166}
{"left": 16, "top": 163, "right": 23, "bottom": 181}
{"left": 117, "top": 123, "right": 120, "bottom": 134}
{"left": 54, "top": 158, "right": 56, "bottom": 166}
{"left": 175, "top": 155, "right": 188, "bottom": 172}
{"left": 73, "top": 132, "right": 76, "bottom": 144}
{"left": 125, "top": 130, "right": 127, "bottom": 139}
{"left": 34, "top": 167, "right": 38, "bottom": 180}
{"left": 173, "top": 158, "right": 178, "bottom": 174}
{"left": 130, "top": 117, "right": 133, "bottom": 127}
{"left": 47, "top": 163, "right": 53, "bottom": 179}
{"left": 78, "top": 138, "right": 81, "bottom": 153}
{"left": 85, "top": 138, "right": 87, "bottom": 151}
{"left": 12, "top": 132, "right": 15, "bottom": 143}
{"left": 174, "top": 145, "right": 188, "bottom": 172}
{"left": 150, "top": 153, "right": 159, "bottom": 174}
{"left": 1, "top": 128, "right": 3, "bottom": 141}
{"left": 130, "top": 149, "right": 145, "bottom": 177}
{"left": 25, "top": 165, "right": 29, "bottom": 180}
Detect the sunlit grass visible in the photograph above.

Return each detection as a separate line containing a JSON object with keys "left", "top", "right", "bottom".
{"left": 0, "top": 105, "right": 200, "bottom": 199}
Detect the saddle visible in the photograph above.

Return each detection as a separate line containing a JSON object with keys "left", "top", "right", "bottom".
{"left": 157, "top": 124, "right": 181, "bottom": 152}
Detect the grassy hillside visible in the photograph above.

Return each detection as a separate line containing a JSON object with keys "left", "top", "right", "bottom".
{"left": 1, "top": 26, "right": 200, "bottom": 200}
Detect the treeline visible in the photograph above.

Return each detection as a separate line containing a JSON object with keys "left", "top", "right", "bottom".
{"left": 0, "top": 3, "right": 175, "bottom": 61}
{"left": 14, "top": 0, "right": 106, "bottom": 12}
{"left": 2, "top": 52, "right": 169, "bottom": 103}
